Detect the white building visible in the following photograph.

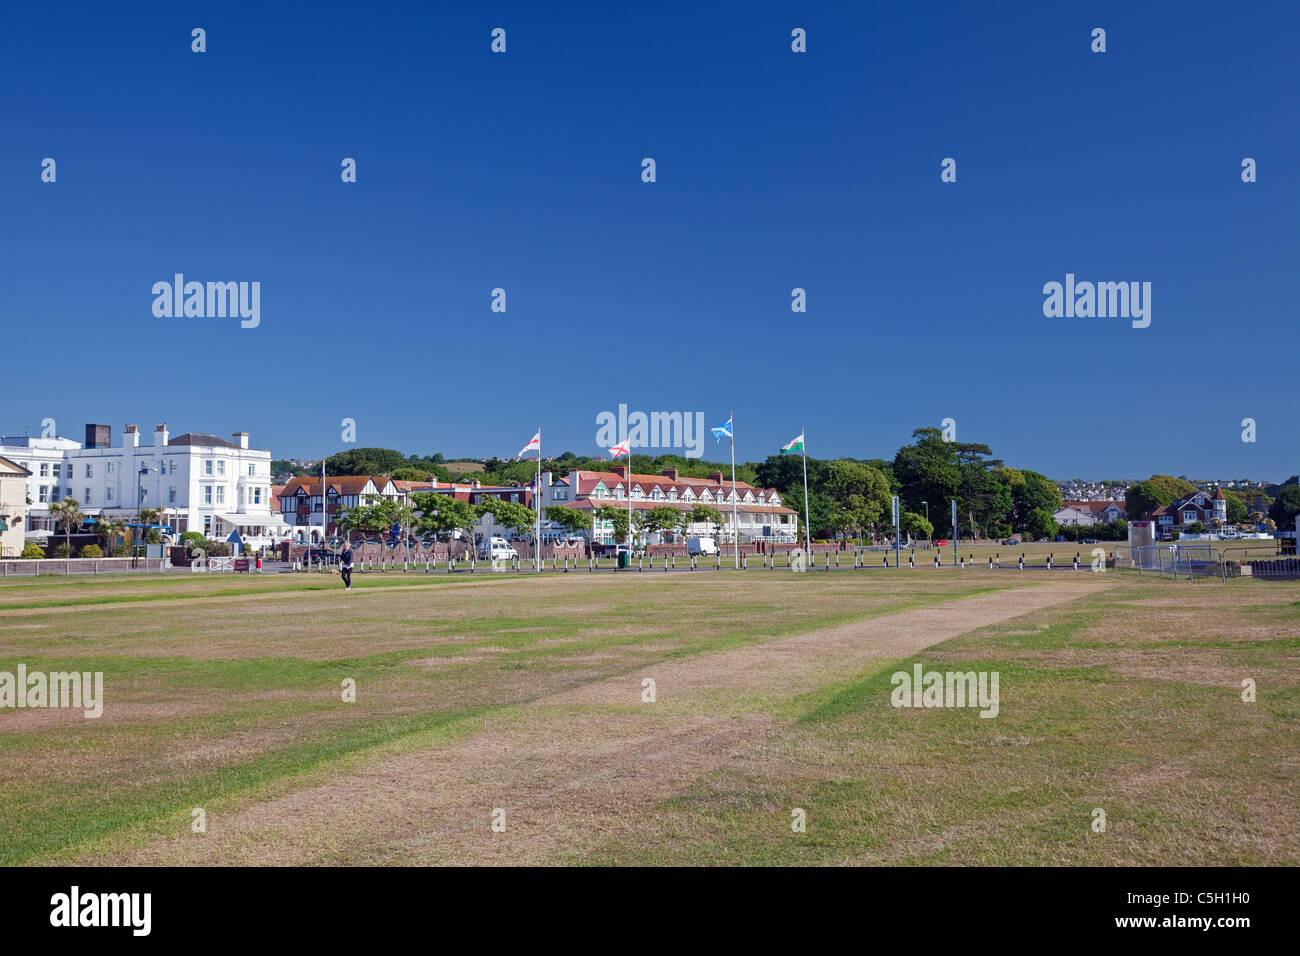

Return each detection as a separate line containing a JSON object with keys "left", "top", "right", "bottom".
{"left": 0, "top": 423, "right": 282, "bottom": 548}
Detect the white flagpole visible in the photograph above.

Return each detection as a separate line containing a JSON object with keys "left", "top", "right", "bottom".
{"left": 730, "top": 410, "right": 739, "bottom": 570}
{"left": 535, "top": 425, "right": 541, "bottom": 572}
{"left": 319, "top": 456, "right": 327, "bottom": 570}
{"left": 626, "top": 445, "right": 632, "bottom": 564}
{"left": 801, "top": 427, "right": 812, "bottom": 557}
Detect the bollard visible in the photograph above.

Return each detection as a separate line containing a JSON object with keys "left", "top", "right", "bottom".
{"left": 564, "top": 557, "right": 569, "bottom": 572}
{"left": 960, "top": 556, "right": 965, "bottom": 569}
{"left": 716, "top": 554, "right": 721, "bottom": 571}
{"left": 935, "top": 554, "right": 940, "bottom": 568}
{"left": 1073, "top": 554, "right": 1079, "bottom": 571}
{"left": 448, "top": 558, "right": 453, "bottom": 574}
{"left": 909, "top": 552, "right": 914, "bottom": 568}
{"left": 835, "top": 552, "right": 839, "bottom": 567}
{"left": 883, "top": 554, "right": 888, "bottom": 568}
{"left": 1019, "top": 554, "right": 1024, "bottom": 570}
{"left": 743, "top": 555, "right": 747, "bottom": 569}
{"left": 1047, "top": 553, "right": 1053, "bottom": 571}
{"left": 996, "top": 554, "right": 1000, "bottom": 568}
{"left": 638, "top": 557, "right": 643, "bottom": 572}
{"left": 825, "top": 552, "right": 830, "bottom": 569}
{"left": 672, "top": 554, "right": 676, "bottom": 570}
{"left": 988, "top": 556, "right": 993, "bottom": 569}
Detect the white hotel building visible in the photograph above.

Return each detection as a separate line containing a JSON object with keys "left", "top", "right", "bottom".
{"left": 0, "top": 423, "right": 284, "bottom": 547}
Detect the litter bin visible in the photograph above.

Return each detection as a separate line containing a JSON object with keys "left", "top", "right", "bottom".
{"left": 617, "top": 550, "right": 629, "bottom": 569}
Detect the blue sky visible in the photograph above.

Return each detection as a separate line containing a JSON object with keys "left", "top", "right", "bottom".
{"left": 3, "top": 2, "right": 1296, "bottom": 479}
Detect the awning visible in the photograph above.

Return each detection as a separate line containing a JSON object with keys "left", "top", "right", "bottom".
{"left": 220, "top": 514, "right": 272, "bottom": 527}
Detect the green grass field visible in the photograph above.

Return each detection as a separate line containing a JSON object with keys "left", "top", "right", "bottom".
{"left": 0, "top": 566, "right": 1295, "bottom": 865}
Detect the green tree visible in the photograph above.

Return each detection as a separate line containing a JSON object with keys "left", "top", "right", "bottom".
{"left": 48, "top": 498, "right": 83, "bottom": 553}
{"left": 477, "top": 498, "right": 537, "bottom": 538}
{"left": 892, "top": 428, "right": 962, "bottom": 520}
{"left": 593, "top": 505, "right": 630, "bottom": 544}
{"left": 1125, "top": 479, "right": 1174, "bottom": 520}
{"left": 642, "top": 506, "right": 684, "bottom": 540}
{"left": 96, "top": 516, "right": 126, "bottom": 553}
{"left": 1268, "top": 485, "right": 1300, "bottom": 528}
{"left": 410, "top": 493, "right": 480, "bottom": 544}
{"left": 324, "top": 447, "right": 411, "bottom": 476}
{"left": 543, "top": 505, "right": 593, "bottom": 536}
{"left": 686, "top": 504, "right": 724, "bottom": 533}
{"left": 1026, "top": 508, "right": 1059, "bottom": 541}
{"left": 1224, "top": 493, "right": 1248, "bottom": 525}
{"left": 901, "top": 511, "right": 933, "bottom": 540}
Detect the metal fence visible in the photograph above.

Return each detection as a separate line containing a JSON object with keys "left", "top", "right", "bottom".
{"left": 1118, "top": 543, "right": 1227, "bottom": 581}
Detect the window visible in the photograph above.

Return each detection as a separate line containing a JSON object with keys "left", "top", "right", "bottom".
{"left": 39, "top": 463, "right": 49, "bottom": 477}
{"left": 205, "top": 460, "right": 213, "bottom": 475}
{"left": 248, "top": 464, "right": 255, "bottom": 476}
{"left": 106, "top": 487, "right": 114, "bottom": 502}
{"left": 217, "top": 460, "right": 225, "bottom": 475}
{"left": 252, "top": 488, "right": 262, "bottom": 505}
{"left": 169, "top": 487, "right": 177, "bottom": 503}
{"left": 217, "top": 486, "right": 226, "bottom": 505}
{"left": 40, "top": 486, "right": 51, "bottom": 502}
{"left": 204, "top": 486, "right": 213, "bottom": 505}
{"left": 107, "top": 461, "right": 115, "bottom": 474}
{"left": 204, "top": 516, "right": 212, "bottom": 534}
{"left": 65, "top": 487, "right": 72, "bottom": 500}
{"left": 1183, "top": 510, "right": 1197, "bottom": 522}
{"left": 85, "top": 464, "right": 92, "bottom": 478}
{"left": 84, "top": 487, "right": 91, "bottom": 501}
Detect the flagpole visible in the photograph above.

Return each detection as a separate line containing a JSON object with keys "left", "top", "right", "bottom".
{"left": 730, "top": 410, "right": 739, "bottom": 570}
{"left": 801, "top": 427, "right": 812, "bottom": 557}
{"left": 535, "top": 425, "right": 541, "bottom": 573}
{"left": 626, "top": 445, "right": 632, "bottom": 565}
{"left": 320, "top": 456, "right": 327, "bottom": 570}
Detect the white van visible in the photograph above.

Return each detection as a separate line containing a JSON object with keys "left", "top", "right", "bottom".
{"left": 479, "top": 536, "right": 518, "bottom": 560}
{"left": 687, "top": 537, "right": 719, "bottom": 556}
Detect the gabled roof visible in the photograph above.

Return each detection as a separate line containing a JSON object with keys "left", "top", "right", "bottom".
{"left": 0, "top": 454, "right": 32, "bottom": 477}
{"left": 281, "top": 475, "right": 380, "bottom": 497}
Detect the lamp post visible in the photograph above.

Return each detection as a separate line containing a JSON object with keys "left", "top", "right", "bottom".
{"left": 922, "top": 500, "right": 929, "bottom": 548}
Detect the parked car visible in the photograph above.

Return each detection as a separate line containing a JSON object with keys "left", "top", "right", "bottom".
{"left": 687, "top": 536, "right": 719, "bottom": 556}
{"left": 303, "top": 548, "right": 339, "bottom": 566}
{"left": 1082, "top": 538, "right": 1098, "bottom": 544}
{"left": 1001, "top": 537, "right": 1020, "bottom": 546}
{"left": 478, "top": 536, "right": 518, "bottom": 561}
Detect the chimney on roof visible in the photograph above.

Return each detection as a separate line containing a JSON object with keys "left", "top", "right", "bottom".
{"left": 124, "top": 424, "right": 139, "bottom": 448}
{"left": 708, "top": 471, "right": 724, "bottom": 483}
{"left": 661, "top": 468, "right": 679, "bottom": 482}
{"left": 611, "top": 465, "right": 627, "bottom": 479}
{"left": 233, "top": 432, "right": 249, "bottom": 450}
{"left": 154, "top": 423, "right": 168, "bottom": 447}
{"left": 84, "top": 424, "right": 111, "bottom": 449}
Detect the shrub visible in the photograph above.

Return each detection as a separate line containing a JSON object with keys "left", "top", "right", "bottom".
{"left": 54, "top": 542, "right": 71, "bottom": 557}
{"left": 20, "top": 543, "right": 45, "bottom": 559}
{"left": 179, "top": 531, "right": 205, "bottom": 548}
{"left": 79, "top": 544, "right": 103, "bottom": 558}
{"left": 110, "top": 543, "right": 128, "bottom": 557}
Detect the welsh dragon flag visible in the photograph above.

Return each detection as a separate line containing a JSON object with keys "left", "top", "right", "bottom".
{"left": 779, "top": 432, "right": 805, "bottom": 455}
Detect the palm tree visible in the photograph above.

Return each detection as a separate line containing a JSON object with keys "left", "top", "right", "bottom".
{"left": 95, "top": 516, "right": 126, "bottom": 554}
{"left": 48, "top": 498, "right": 83, "bottom": 554}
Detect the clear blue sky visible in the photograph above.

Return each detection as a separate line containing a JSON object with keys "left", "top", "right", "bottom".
{"left": 4, "top": 2, "right": 1296, "bottom": 479}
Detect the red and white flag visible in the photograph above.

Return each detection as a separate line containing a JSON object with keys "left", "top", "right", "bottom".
{"left": 608, "top": 437, "right": 631, "bottom": 459}
{"left": 517, "top": 430, "right": 541, "bottom": 458}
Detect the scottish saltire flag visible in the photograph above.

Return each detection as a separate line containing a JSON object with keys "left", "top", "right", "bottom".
{"left": 711, "top": 417, "right": 733, "bottom": 442}
{"left": 608, "top": 437, "right": 631, "bottom": 459}
{"left": 779, "top": 432, "right": 805, "bottom": 455}
{"left": 517, "top": 430, "right": 541, "bottom": 458}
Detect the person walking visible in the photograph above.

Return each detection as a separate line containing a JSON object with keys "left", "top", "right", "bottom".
{"left": 340, "top": 542, "right": 354, "bottom": 591}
